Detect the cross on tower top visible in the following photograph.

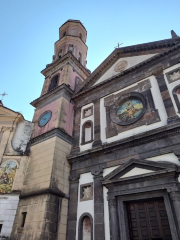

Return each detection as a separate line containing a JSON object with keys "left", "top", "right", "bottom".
{"left": 0, "top": 92, "right": 8, "bottom": 100}
{"left": 114, "top": 42, "right": 123, "bottom": 49}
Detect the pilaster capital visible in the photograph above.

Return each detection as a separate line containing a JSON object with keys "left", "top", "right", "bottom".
{"left": 174, "top": 148, "right": 180, "bottom": 161}
{"left": 91, "top": 166, "right": 103, "bottom": 177}
{"left": 169, "top": 191, "right": 180, "bottom": 201}
{"left": 69, "top": 173, "right": 80, "bottom": 183}
{"left": 1, "top": 126, "right": 13, "bottom": 132}
{"left": 152, "top": 67, "right": 164, "bottom": 77}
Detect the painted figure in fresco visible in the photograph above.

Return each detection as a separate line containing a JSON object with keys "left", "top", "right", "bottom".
{"left": 83, "top": 217, "right": 91, "bottom": 240}
{"left": 126, "top": 101, "right": 136, "bottom": 119}
{"left": 0, "top": 172, "right": 9, "bottom": 184}
{"left": 117, "top": 99, "right": 143, "bottom": 123}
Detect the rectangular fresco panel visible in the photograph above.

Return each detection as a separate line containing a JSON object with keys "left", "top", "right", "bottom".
{"left": 0, "top": 161, "right": 17, "bottom": 194}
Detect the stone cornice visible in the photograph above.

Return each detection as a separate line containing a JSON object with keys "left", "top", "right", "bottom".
{"left": 30, "top": 128, "right": 74, "bottom": 146}
{"left": 74, "top": 41, "right": 180, "bottom": 99}
{"left": 41, "top": 52, "right": 90, "bottom": 77}
{"left": 60, "top": 19, "right": 87, "bottom": 33}
{"left": 68, "top": 122, "right": 180, "bottom": 163}
{"left": 30, "top": 83, "right": 73, "bottom": 108}
{"left": 102, "top": 169, "right": 177, "bottom": 186}
{"left": 20, "top": 187, "right": 69, "bottom": 199}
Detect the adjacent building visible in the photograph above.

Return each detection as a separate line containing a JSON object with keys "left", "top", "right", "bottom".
{"left": 0, "top": 101, "right": 33, "bottom": 239}
{"left": 7, "top": 20, "right": 180, "bottom": 240}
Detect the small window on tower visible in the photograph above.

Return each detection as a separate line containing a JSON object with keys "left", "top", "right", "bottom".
{"left": 63, "top": 31, "right": 66, "bottom": 37}
{"left": 58, "top": 49, "right": 62, "bottom": 59}
{"left": 78, "top": 52, "right": 82, "bottom": 63}
{"left": 21, "top": 212, "right": 27, "bottom": 228}
{"left": 79, "top": 33, "right": 83, "bottom": 40}
{"left": 68, "top": 44, "right": 74, "bottom": 53}
{"left": 0, "top": 224, "right": 3, "bottom": 233}
{"left": 48, "top": 75, "right": 59, "bottom": 91}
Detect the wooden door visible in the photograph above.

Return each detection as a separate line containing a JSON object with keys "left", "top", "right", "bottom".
{"left": 127, "top": 198, "right": 172, "bottom": 240}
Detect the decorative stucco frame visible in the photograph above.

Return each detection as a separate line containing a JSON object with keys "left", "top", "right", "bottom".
{"left": 104, "top": 79, "right": 160, "bottom": 138}
{"left": 165, "top": 67, "right": 180, "bottom": 83}
{"left": 80, "top": 182, "right": 93, "bottom": 202}
{"left": 110, "top": 92, "right": 147, "bottom": 126}
{"left": 82, "top": 106, "right": 93, "bottom": 119}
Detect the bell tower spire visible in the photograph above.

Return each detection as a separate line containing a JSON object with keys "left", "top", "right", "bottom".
{"left": 53, "top": 19, "right": 88, "bottom": 67}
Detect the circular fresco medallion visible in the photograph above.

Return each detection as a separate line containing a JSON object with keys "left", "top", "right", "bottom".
{"left": 38, "top": 111, "right": 52, "bottom": 127}
{"left": 110, "top": 93, "right": 146, "bottom": 126}
{"left": 114, "top": 61, "right": 128, "bottom": 73}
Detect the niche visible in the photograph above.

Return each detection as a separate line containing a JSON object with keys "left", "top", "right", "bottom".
{"left": 81, "top": 121, "right": 93, "bottom": 144}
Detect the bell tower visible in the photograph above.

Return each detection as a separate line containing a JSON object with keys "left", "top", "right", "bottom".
{"left": 11, "top": 20, "right": 90, "bottom": 240}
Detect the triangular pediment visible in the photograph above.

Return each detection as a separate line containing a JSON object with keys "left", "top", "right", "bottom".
{"left": 76, "top": 37, "right": 180, "bottom": 93}
{"left": 93, "top": 54, "right": 157, "bottom": 86}
{"left": 102, "top": 159, "right": 177, "bottom": 183}
{"left": 0, "top": 105, "right": 23, "bottom": 121}
{"left": 119, "top": 167, "right": 155, "bottom": 179}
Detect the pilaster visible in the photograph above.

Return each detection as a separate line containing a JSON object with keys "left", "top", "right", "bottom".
{"left": 66, "top": 174, "right": 80, "bottom": 240}
{"left": 154, "top": 68, "right": 179, "bottom": 123}
{"left": 92, "top": 168, "right": 105, "bottom": 240}
{"left": 169, "top": 190, "right": 180, "bottom": 237}
{"left": 108, "top": 198, "right": 119, "bottom": 240}
{"left": 92, "top": 99, "right": 102, "bottom": 148}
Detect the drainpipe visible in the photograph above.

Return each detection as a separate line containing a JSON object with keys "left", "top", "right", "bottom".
{"left": 56, "top": 197, "right": 62, "bottom": 240}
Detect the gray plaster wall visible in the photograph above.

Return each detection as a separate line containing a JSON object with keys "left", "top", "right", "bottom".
{"left": 11, "top": 120, "right": 33, "bottom": 153}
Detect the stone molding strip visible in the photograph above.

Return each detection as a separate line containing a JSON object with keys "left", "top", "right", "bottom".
{"left": 68, "top": 122, "right": 180, "bottom": 163}
{"left": 30, "top": 83, "right": 73, "bottom": 108}
{"left": 30, "top": 128, "right": 74, "bottom": 146}
{"left": 20, "top": 187, "right": 69, "bottom": 199}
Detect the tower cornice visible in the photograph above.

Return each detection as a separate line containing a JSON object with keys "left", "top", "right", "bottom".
{"left": 30, "top": 83, "right": 73, "bottom": 108}
{"left": 41, "top": 52, "right": 90, "bottom": 77}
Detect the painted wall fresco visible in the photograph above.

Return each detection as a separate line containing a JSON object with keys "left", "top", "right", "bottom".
{"left": 117, "top": 99, "right": 143, "bottom": 123}
{"left": 82, "top": 217, "right": 91, "bottom": 240}
{"left": 0, "top": 161, "right": 17, "bottom": 194}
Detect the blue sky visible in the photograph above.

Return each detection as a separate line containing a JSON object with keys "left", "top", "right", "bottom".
{"left": 0, "top": 0, "right": 180, "bottom": 121}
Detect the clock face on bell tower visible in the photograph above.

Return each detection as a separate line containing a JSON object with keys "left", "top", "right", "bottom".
{"left": 38, "top": 111, "right": 52, "bottom": 127}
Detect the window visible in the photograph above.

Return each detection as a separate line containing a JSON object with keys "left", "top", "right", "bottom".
{"left": 21, "top": 212, "right": 27, "bottom": 227}
{"left": 48, "top": 74, "right": 59, "bottom": 91}
{"left": 68, "top": 44, "right": 74, "bottom": 53}
{"left": 78, "top": 52, "right": 82, "bottom": 63}
{"left": 58, "top": 49, "right": 62, "bottom": 58}
{"left": 0, "top": 224, "right": 2, "bottom": 233}
{"left": 81, "top": 121, "right": 93, "bottom": 144}
{"left": 79, "top": 33, "right": 83, "bottom": 40}
{"left": 172, "top": 84, "right": 180, "bottom": 113}
{"left": 63, "top": 31, "right": 66, "bottom": 37}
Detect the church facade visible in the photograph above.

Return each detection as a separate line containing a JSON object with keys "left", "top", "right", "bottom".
{"left": 5, "top": 20, "right": 180, "bottom": 240}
